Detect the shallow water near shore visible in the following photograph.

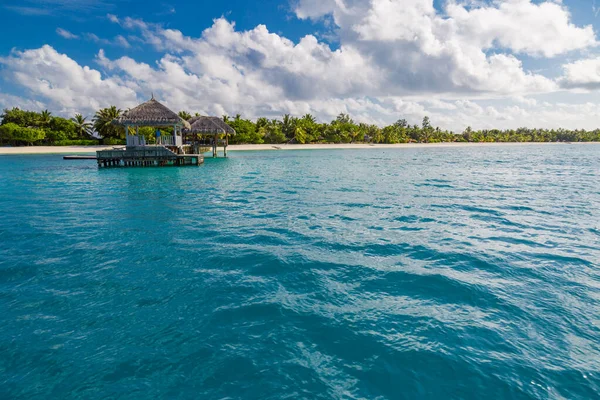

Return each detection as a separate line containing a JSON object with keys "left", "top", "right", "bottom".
{"left": 1, "top": 145, "right": 599, "bottom": 399}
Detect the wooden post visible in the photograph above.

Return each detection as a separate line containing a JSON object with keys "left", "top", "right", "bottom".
{"left": 224, "top": 133, "right": 228, "bottom": 157}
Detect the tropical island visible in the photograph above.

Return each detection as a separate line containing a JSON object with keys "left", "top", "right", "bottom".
{"left": 1, "top": 106, "right": 600, "bottom": 148}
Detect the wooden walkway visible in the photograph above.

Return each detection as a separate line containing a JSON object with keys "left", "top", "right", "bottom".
{"left": 96, "top": 146, "right": 203, "bottom": 168}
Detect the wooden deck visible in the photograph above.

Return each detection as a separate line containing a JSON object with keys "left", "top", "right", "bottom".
{"left": 96, "top": 146, "right": 203, "bottom": 168}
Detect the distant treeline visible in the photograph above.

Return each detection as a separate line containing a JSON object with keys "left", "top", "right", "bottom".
{"left": 221, "top": 114, "right": 600, "bottom": 144}
{"left": 2, "top": 106, "right": 600, "bottom": 146}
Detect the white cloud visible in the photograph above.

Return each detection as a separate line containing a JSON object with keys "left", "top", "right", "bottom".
{"left": 0, "top": 91, "right": 46, "bottom": 112}
{"left": 293, "top": 0, "right": 566, "bottom": 96}
{"left": 295, "top": 0, "right": 596, "bottom": 59}
{"left": 114, "top": 35, "right": 131, "bottom": 48}
{"left": 2, "top": 1, "right": 600, "bottom": 131}
{"left": 0, "top": 45, "right": 138, "bottom": 115}
{"left": 5, "top": 0, "right": 113, "bottom": 16}
{"left": 85, "top": 32, "right": 131, "bottom": 48}
{"left": 107, "top": 13, "right": 119, "bottom": 23}
{"left": 56, "top": 28, "right": 79, "bottom": 39}
{"left": 445, "top": 0, "right": 597, "bottom": 58}
{"left": 560, "top": 56, "right": 600, "bottom": 89}
{"left": 512, "top": 96, "right": 538, "bottom": 107}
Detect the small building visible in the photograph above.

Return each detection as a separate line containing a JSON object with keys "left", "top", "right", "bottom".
{"left": 96, "top": 97, "right": 233, "bottom": 167}
{"left": 183, "top": 116, "right": 236, "bottom": 158}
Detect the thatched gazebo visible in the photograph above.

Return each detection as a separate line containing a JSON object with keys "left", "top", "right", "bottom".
{"left": 114, "top": 96, "right": 191, "bottom": 148}
{"left": 183, "top": 116, "right": 236, "bottom": 157}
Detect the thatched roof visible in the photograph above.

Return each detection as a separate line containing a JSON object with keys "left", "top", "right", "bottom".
{"left": 115, "top": 97, "right": 191, "bottom": 129}
{"left": 184, "top": 116, "right": 236, "bottom": 135}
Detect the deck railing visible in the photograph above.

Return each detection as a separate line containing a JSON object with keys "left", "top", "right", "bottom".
{"left": 97, "top": 147, "right": 177, "bottom": 160}
{"left": 157, "top": 135, "right": 183, "bottom": 146}
{"left": 126, "top": 135, "right": 146, "bottom": 146}
{"left": 184, "top": 138, "right": 228, "bottom": 146}
{"left": 159, "top": 135, "right": 174, "bottom": 146}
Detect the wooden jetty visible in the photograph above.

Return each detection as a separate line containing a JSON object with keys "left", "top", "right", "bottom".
{"left": 95, "top": 97, "right": 235, "bottom": 168}
{"left": 64, "top": 155, "right": 97, "bottom": 160}
{"left": 97, "top": 146, "right": 202, "bottom": 167}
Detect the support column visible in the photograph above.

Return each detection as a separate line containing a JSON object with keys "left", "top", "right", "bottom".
{"left": 125, "top": 125, "right": 129, "bottom": 146}
{"left": 224, "top": 133, "right": 228, "bottom": 157}
{"left": 174, "top": 124, "right": 178, "bottom": 149}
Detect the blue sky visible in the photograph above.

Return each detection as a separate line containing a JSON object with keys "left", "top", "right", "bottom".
{"left": 0, "top": 0, "right": 318, "bottom": 62}
{"left": 1, "top": 0, "right": 600, "bottom": 131}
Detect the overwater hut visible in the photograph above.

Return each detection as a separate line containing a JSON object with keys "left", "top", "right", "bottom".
{"left": 96, "top": 97, "right": 202, "bottom": 168}
{"left": 115, "top": 96, "right": 191, "bottom": 148}
{"left": 183, "top": 116, "right": 236, "bottom": 158}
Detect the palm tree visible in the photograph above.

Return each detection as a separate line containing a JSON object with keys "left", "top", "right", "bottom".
{"left": 281, "top": 114, "right": 296, "bottom": 140}
{"left": 302, "top": 114, "right": 316, "bottom": 124}
{"left": 293, "top": 125, "right": 307, "bottom": 144}
{"left": 71, "top": 114, "right": 93, "bottom": 138}
{"left": 178, "top": 111, "right": 192, "bottom": 120}
{"left": 93, "top": 106, "right": 122, "bottom": 139}
{"left": 39, "top": 110, "right": 52, "bottom": 127}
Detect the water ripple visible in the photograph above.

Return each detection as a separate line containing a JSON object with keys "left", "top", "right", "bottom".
{"left": 1, "top": 146, "right": 599, "bottom": 399}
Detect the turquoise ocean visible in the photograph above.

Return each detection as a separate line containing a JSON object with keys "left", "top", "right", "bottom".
{"left": 1, "top": 144, "right": 599, "bottom": 399}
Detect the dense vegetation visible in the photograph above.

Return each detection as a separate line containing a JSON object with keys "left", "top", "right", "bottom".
{"left": 222, "top": 114, "right": 600, "bottom": 144}
{"left": 0, "top": 108, "right": 99, "bottom": 146}
{"left": 2, "top": 106, "right": 600, "bottom": 146}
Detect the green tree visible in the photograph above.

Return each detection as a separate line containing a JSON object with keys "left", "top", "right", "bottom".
{"left": 0, "top": 123, "right": 45, "bottom": 145}
{"left": 226, "top": 115, "right": 263, "bottom": 144}
{"left": 93, "top": 106, "right": 123, "bottom": 140}
{"left": 71, "top": 114, "right": 93, "bottom": 139}
{"left": 281, "top": 114, "right": 296, "bottom": 140}
{"left": 178, "top": 111, "right": 192, "bottom": 121}
{"left": 263, "top": 122, "right": 286, "bottom": 143}
{"left": 17, "top": 126, "right": 46, "bottom": 145}
{"left": 1, "top": 108, "right": 39, "bottom": 127}
{"left": 38, "top": 110, "right": 52, "bottom": 127}
{"left": 0, "top": 122, "right": 19, "bottom": 144}
{"left": 420, "top": 116, "right": 434, "bottom": 143}
{"left": 49, "top": 117, "right": 77, "bottom": 139}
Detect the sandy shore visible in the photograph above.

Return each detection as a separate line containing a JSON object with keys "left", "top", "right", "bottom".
{"left": 0, "top": 142, "right": 596, "bottom": 155}
{"left": 227, "top": 142, "right": 597, "bottom": 151}
{"left": 0, "top": 145, "right": 114, "bottom": 155}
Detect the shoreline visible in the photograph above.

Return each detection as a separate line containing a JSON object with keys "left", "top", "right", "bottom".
{"left": 226, "top": 142, "right": 598, "bottom": 151}
{"left": 0, "top": 142, "right": 597, "bottom": 155}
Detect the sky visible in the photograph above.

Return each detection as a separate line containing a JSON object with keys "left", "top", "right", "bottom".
{"left": 2, "top": 0, "right": 600, "bottom": 131}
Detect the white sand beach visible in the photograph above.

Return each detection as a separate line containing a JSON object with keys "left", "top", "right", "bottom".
{"left": 226, "top": 142, "right": 593, "bottom": 151}
{"left": 0, "top": 142, "right": 596, "bottom": 155}
{"left": 0, "top": 146, "right": 114, "bottom": 154}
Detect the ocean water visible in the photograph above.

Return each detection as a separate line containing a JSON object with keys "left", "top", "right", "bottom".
{"left": 0, "top": 144, "right": 599, "bottom": 399}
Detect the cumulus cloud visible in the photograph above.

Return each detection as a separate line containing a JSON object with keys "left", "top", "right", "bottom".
{"left": 560, "top": 57, "right": 600, "bottom": 89}
{"left": 109, "top": 13, "right": 556, "bottom": 100}
{"left": 0, "top": 45, "right": 138, "bottom": 115}
{"left": 0, "top": 91, "right": 46, "bottom": 111}
{"left": 295, "top": 0, "right": 596, "bottom": 58}
{"left": 1, "top": 0, "right": 600, "bottom": 131}
{"left": 295, "top": 0, "right": 593, "bottom": 96}
{"left": 444, "top": 0, "right": 597, "bottom": 58}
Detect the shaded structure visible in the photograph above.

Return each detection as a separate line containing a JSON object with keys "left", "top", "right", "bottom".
{"left": 183, "top": 116, "right": 236, "bottom": 157}
{"left": 96, "top": 97, "right": 202, "bottom": 168}
{"left": 115, "top": 96, "right": 191, "bottom": 148}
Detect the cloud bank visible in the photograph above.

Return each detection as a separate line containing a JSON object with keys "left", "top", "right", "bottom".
{"left": 2, "top": 0, "right": 600, "bottom": 131}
